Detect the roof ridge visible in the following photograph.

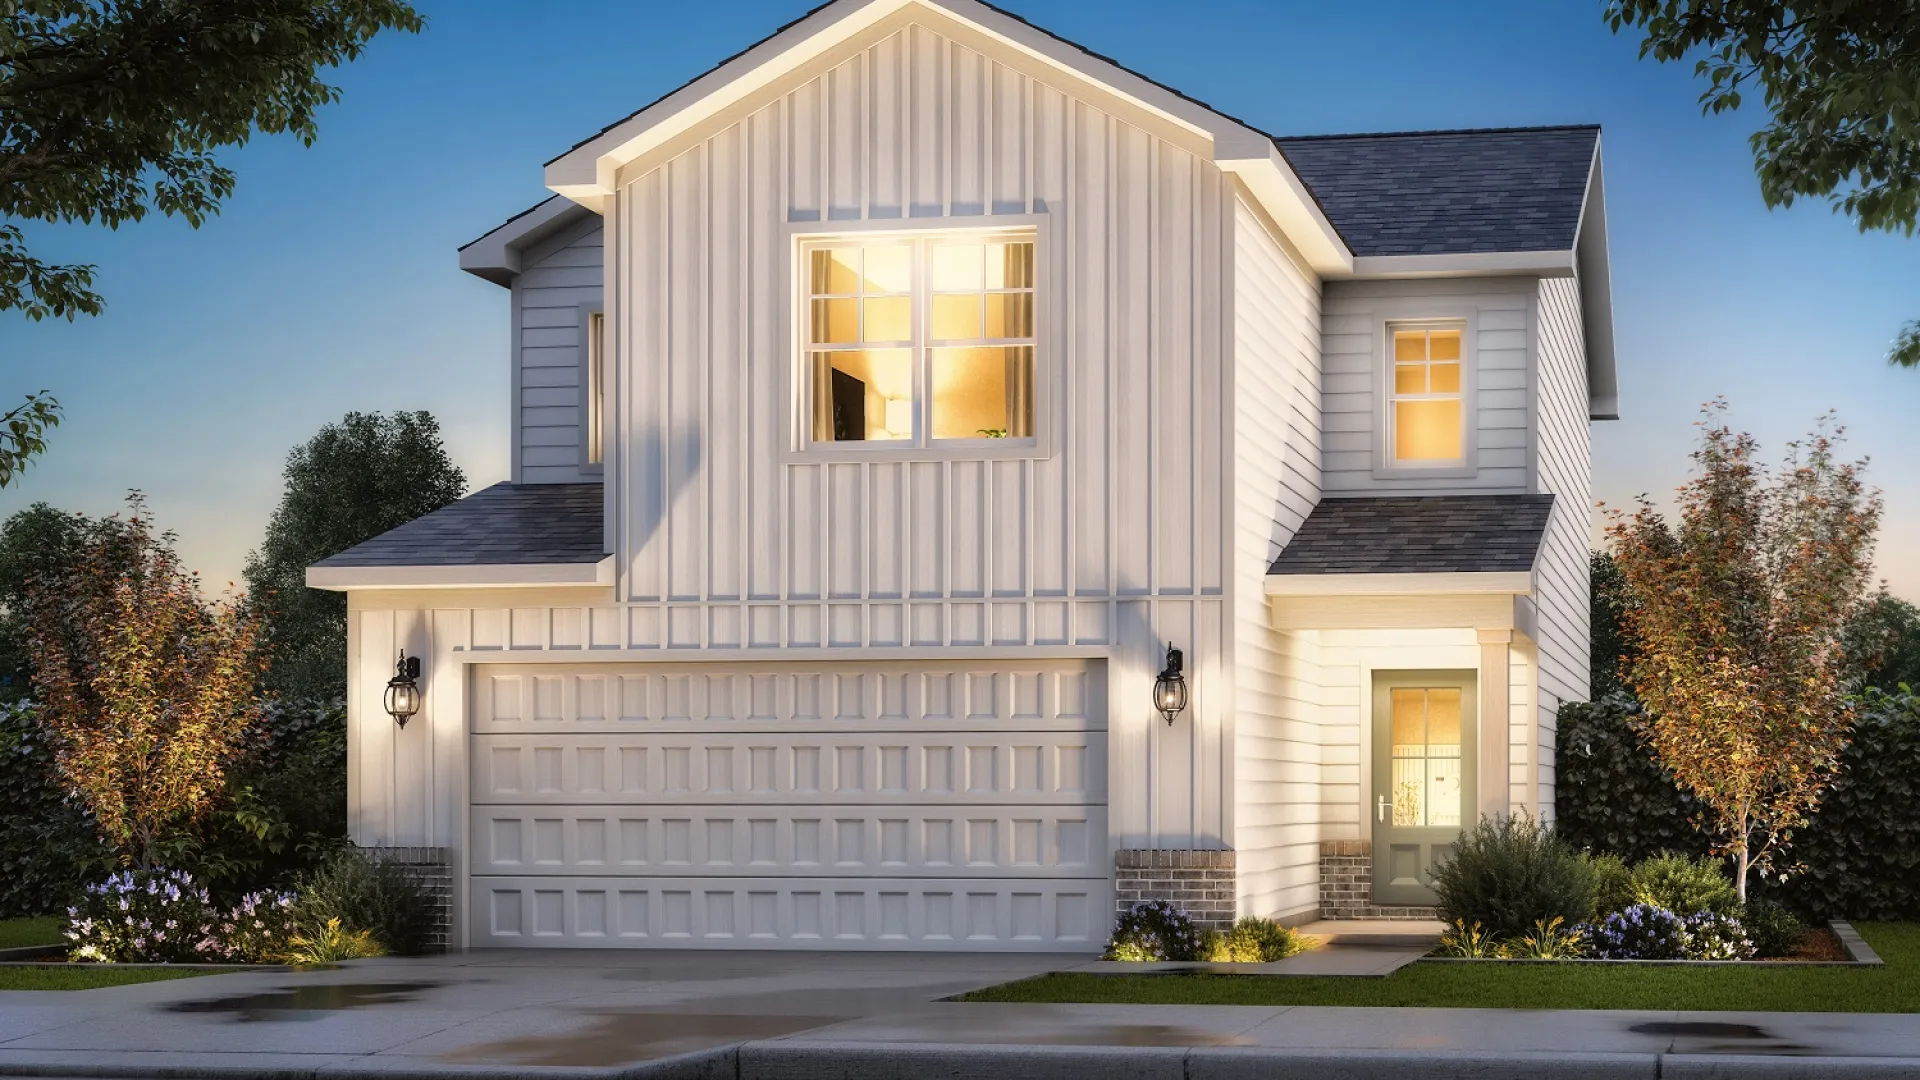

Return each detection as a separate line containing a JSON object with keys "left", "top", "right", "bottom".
{"left": 1277, "top": 123, "right": 1601, "bottom": 143}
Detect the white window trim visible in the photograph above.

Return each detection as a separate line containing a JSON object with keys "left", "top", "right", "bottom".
{"left": 1374, "top": 313, "right": 1478, "bottom": 480}
{"left": 578, "top": 303, "right": 605, "bottom": 474}
{"left": 784, "top": 213, "right": 1054, "bottom": 463}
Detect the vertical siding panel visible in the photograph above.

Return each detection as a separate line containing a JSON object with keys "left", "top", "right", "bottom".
{"left": 667, "top": 150, "right": 706, "bottom": 601}
{"left": 789, "top": 464, "right": 821, "bottom": 599}
{"left": 1070, "top": 104, "right": 1109, "bottom": 594}
{"left": 748, "top": 104, "right": 784, "bottom": 599}
{"left": 947, "top": 41, "right": 983, "bottom": 214}
{"left": 909, "top": 26, "right": 942, "bottom": 217}
{"left": 709, "top": 125, "right": 744, "bottom": 601}
{"left": 949, "top": 460, "right": 985, "bottom": 597}
{"left": 867, "top": 33, "right": 904, "bottom": 218}
{"left": 828, "top": 462, "right": 864, "bottom": 598}
{"left": 1153, "top": 143, "right": 1195, "bottom": 595}
{"left": 990, "top": 459, "right": 1026, "bottom": 596}
{"left": 909, "top": 460, "right": 945, "bottom": 596}
{"left": 991, "top": 63, "right": 1027, "bottom": 214}
{"left": 1112, "top": 124, "right": 1152, "bottom": 595}
{"left": 788, "top": 80, "right": 821, "bottom": 220}
{"left": 429, "top": 608, "right": 470, "bottom": 850}
{"left": 869, "top": 462, "right": 904, "bottom": 598}
{"left": 827, "top": 52, "right": 862, "bottom": 218}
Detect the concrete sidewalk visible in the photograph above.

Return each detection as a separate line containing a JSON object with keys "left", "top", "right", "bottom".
{"left": 0, "top": 949, "right": 1916, "bottom": 1078}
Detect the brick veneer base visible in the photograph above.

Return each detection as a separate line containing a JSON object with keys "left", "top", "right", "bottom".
{"left": 1319, "top": 840, "right": 1439, "bottom": 921}
{"left": 370, "top": 845, "right": 452, "bottom": 953}
{"left": 1114, "top": 849, "right": 1236, "bottom": 931}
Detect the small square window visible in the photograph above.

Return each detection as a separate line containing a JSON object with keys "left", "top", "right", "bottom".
{"left": 803, "top": 232, "right": 1036, "bottom": 449}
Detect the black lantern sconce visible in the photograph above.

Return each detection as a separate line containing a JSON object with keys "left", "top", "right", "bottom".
{"left": 384, "top": 650, "right": 423, "bottom": 729}
{"left": 1153, "top": 642, "right": 1188, "bottom": 725}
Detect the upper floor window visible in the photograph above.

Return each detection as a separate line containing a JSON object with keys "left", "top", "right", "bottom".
{"left": 584, "top": 309, "right": 605, "bottom": 467}
{"left": 803, "top": 230, "right": 1035, "bottom": 449}
{"left": 1388, "top": 324, "right": 1464, "bottom": 465}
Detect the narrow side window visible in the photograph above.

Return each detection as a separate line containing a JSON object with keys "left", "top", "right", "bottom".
{"left": 585, "top": 309, "right": 605, "bottom": 466}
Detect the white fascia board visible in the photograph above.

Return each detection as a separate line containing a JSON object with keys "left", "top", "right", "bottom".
{"left": 542, "top": 0, "right": 1349, "bottom": 272}
{"left": 458, "top": 196, "right": 597, "bottom": 287}
{"left": 1216, "top": 138, "right": 1352, "bottom": 275}
{"left": 1573, "top": 142, "right": 1620, "bottom": 421}
{"left": 306, "top": 556, "right": 614, "bottom": 592}
{"left": 1264, "top": 571, "right": 1534, "bottom": 598}
{"left": 452, "top": 644, "right": 1114, "bottom": 665}
{"left": 1340, "top": 250, "right": 1576, "bottom": 280}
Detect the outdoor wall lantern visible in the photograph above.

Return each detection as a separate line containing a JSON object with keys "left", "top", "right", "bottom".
{"left": 384, "top": 650, "right": 423, "bottom": 728}
{"left": 1153, "top": 642, "right": 1188, "bottom": 725}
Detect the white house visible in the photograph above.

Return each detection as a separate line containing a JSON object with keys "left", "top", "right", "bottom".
{"left": 310, "top": 0, "right": 1616, "bottom": 951}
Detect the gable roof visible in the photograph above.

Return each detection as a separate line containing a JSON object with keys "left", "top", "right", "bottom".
{"left": 458, "top": 195, "right": 597, "bottom": 286}
{"left": 312, "top": 482, "right": 606, "bottom": 569}
{"left": 1267, "top": 494, "right": 1553, "bottom": 576}
{"left": 1276, "top": 127, "right": 1600, "bottom": 258}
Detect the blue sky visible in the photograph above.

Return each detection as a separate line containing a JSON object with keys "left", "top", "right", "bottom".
{"left": 5, "top": 0, "right": 1918, "bottom": 597}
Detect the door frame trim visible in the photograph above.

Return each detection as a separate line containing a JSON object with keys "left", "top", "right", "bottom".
{"left": 1367, "top": 666, "right": 1480, "bottom": 905}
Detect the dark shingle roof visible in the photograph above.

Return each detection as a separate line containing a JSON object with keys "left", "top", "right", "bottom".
{"left": 313, "top": 482, "right": 606, "bottom": 568}
{"left": 1275, "top": 127, "right": 1599, "bottom": 256}
{"left": 1268, "top": 494, "right": 1554, "bottom": 576}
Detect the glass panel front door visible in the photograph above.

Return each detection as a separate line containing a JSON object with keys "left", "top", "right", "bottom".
{"left": 1372, "top": 672, "right": 1477, "bottom": 907}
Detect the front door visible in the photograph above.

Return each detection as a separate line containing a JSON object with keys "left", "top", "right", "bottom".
{"left": 1370, "top": 671, "right": 1476, "bottom": 906}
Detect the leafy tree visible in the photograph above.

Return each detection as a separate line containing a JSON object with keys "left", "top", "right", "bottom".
{"left": 0, "top": 502, "right": 129, "bottom": 700}
{"left": 1604, "top": 402, "right": 1881, "bottom": 901}
{"left": 0, "top": 392, "right": 60, "bottom": 488}
{"left": 23, "top": 495, "right": 266, "bottom": 869}
{"left": 1846, "top": 593, "right": 1920, "bottom": 692}
{"left": 1605, "top": 1, "right": 1920, "bottom": 367}
{"left": 245, "top": 412, "right": 465, "bottom": 700}
{"left": 1590, "top": 550, "right": 1638, "bottom": 700}
{"left": 2, "top": 0, "right": 423, "bottom": 322}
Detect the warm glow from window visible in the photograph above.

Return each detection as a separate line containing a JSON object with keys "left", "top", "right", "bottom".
{"left": 586, "top": 311, "right": 605, "bottom": 466}
{"left": 805, "top": 233, "right": 1035, "bottom": 445}
{"left": 1389, "top": 326, "right": 1463, "bottom": 464}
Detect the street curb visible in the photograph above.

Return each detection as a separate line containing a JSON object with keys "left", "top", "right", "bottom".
{"left": 1663, "top": 1056, "right": 1920, "bottom": 1078}
{"left": 737, "top": 1041, "right": 1190, "bottom": 1080}
{"left": 1190, "top": 1047, "right": 1659, "bottom": 1079}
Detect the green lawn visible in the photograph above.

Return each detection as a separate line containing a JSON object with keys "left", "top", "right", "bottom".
{"left": 962, "top": 923, "right": 1920, "bottom": 1012}
{"left": 0, "top": 917, "right": 65, "bottom": 950}
{"left": 0, "top": 966, "right": 230, "bottom": 992}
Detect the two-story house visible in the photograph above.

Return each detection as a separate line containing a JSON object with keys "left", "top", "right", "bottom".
{"left": 310, "top": 0, "right": 1616, "bottom": 951}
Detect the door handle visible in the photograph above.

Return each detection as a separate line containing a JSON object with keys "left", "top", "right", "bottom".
{"left": 1376, "top": 794, "right": 1388, "bottom": 823}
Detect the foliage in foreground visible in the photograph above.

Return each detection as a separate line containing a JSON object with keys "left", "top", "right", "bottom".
{"left": 1604, "top": 405, "right": 1880, "bottom": 901}
{"left": 1200, "top": 917, "right": 1312, "bottom": 963}
{"left": 281, "top": 917, "right": 386, "bottom": 965}
{"left": 1432, "top": 814, "right": 1593, "bottom": 940}
{"left": 25, "top": 496, "right": 268, "bottom": 870}
{"left": 294, "top": 846, "right": 437, "bottom": 957}
{"left": 1104, "top": 900, "right": 1201, "bottom": 962}
{"left": 0, "top": 393, "right": 61, "bottom": 491}
{"left": 0, "top": 701, "right": 109, "bottom": 917}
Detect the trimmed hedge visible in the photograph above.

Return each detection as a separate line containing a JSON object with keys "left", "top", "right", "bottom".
{"left": 1554, "top": 690, "right": 1920, "bottom": 920}
{"left": 0, "top": 703, "right": 108, "bottom": 917}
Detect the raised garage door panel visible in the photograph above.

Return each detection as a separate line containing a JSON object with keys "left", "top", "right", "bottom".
{"left": 467, "top": 659, "right": 1110, "bottom": 951}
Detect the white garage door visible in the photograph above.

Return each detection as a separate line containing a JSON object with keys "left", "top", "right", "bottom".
{"left": 467, "top": 659, "right": 1109, "bottom": 950}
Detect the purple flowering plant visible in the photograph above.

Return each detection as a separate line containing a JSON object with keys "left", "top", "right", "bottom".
{"left": 1104, "top": 900, "right": 1202, "bottom": 962}
{"left": 65, "top": 869, "right": 299, "bottom": 964}
{"left": 1585, "top": 902, "right": 1756, "bottom": 961}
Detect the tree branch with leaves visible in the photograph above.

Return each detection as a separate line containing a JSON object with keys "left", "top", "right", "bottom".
{"left": 1605, "top": 401, "right": 1882, "bottom": 901}
{"left": 0, "top": 391, "right": 59, "bottom": 488}
{"left": 1606, "top": 1, "right": 1920, "bottom": 366}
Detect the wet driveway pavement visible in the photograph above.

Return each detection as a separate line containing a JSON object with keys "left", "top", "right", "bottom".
{"left": 4, "top": 950, "right": 1920, "bottom": 1076}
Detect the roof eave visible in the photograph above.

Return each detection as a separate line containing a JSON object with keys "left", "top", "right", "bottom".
{"left": 1336, "top": 249, "right": 1576, "bottom": 280}
{"left": 306, "top": 555, "right": 616, "bottom": 592}
{"left": 1573, "top": 139, "right": 1620, "bottom": 421}
{"left": 458, "top": 195, "right": 598, "bottom": 288}
{"left": 1263, "top": 570, "right": 1535, "bottom": 598}
{"left": 544, "top": 0, "right": 1352, "bottom": 275}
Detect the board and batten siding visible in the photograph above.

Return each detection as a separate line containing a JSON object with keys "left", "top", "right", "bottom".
{"left": 1320, "top": 277, "right": 1534, "bottom": 494}
{"left": 1229, "top": 194, "right": 1326, "bottom": 921}
{"left": 1530, "top": 276, "right": 1593, "bottom": 819}
{"left": 513, "top": 217, "right": 603, "bottom": 484}
{"left": 601, "top": 19, "right": 1236, "bottom": 849}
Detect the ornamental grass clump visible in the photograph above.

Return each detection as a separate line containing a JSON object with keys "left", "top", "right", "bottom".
{"left": 1506, "top": 916, "right": 1587, "bottom": 960}
{"left": 280, "top": 917, "right": 386, "bottom": 965}
{"left": 1434, "top": 920, "right": 1501, "bottom": 959}
{"left": 1201, "top": 917, "right": 1313, "bottom": 962}
{"left": 1104, "top": 900, "right": 1201, "bottom": 962}
{"left": 65, "top": 869, "right": 220, "bottom": 963}
{"left": 1432, "top": 814, "right": 1593, "bottom": 940}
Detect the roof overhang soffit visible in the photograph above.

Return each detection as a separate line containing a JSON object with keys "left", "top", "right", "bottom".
{"left": 542, "top": 0, "right": 1352, "bottom": 274}
{"left": 1572, "top": 139, "right": 1619, "bottom": 421}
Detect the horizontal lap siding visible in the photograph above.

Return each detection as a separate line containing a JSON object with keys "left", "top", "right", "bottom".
{"left": 1230, "top": 196, "right": 1323, "bottom": 920}
{"left": 1320, "top": 277, "right": 1534, "bottom": 494}
{"left": 1531, "top": 276, "right": 1592, "bottom": 819}
{"left": 514, "top": 220, "right": 603, "bottom": 483}
{"left": 613, "top": 21, "right": 1233, "bottom": 848}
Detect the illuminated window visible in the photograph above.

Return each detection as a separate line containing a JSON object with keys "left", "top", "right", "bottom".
{"left": 1388, "top": 325, "right": 1464, "bottom": 464}
{"left": 803, "top": 232, "right": 1035, "bottom": 447}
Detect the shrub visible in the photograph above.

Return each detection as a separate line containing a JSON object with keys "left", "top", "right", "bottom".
{"left": 295, "top": 847, "right": 437, "bottom": 956}
{"left": 1434, "top": 919, "right": 1500, "bottom": 959}
{"left": 211, "top": 890, "right": 300, "bottom": 963}
{"left": 65, "top": 869, "right": 221, "bottom": 963}
{"left": 1201, "top": 917, "right": 1310, "bottom": 962}
{"left": 1505, "top": 916, "right": 1586, "bottom": 960}
{"left": 280, "top": 917, "right": 386, "bottom": 965}
{"left": 1742, "top": 900, "right": 1805, "bottom": 959}
{"left": 1586, "top": 852, "right": 1635, "bottom": 919}
{"left": 1432, "top": 814, "right": 1593, "bottom": 940}
{"left": 1588, "top": 903, "right": 1689, "bottom": 960}
{"left": 0, "top": 701, "right": 109, "bottom": 917}
{"left": 1103, "top": 900, "right": 1200, "bottom": 962}
{"left": 1554, "top": 699, "right": 1712, "bottom": 862}
{"left": 1630, "top": 853, "right": 1739, "bottom": 916}
{"left": 1681, "top": 911, "right": 1755, "bottom": 960}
